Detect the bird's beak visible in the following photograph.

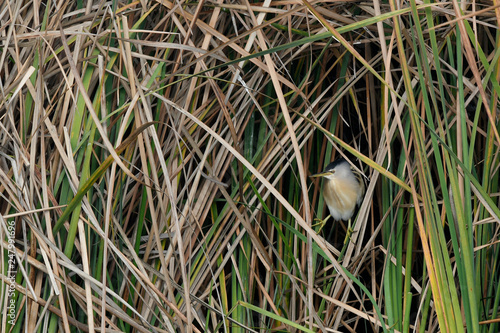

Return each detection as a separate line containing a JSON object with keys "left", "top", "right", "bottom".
{"left": 310, "top": 171, "right": 332, "bottom": 178}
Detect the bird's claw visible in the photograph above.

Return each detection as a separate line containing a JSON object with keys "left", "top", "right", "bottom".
{"left": 313, "top": 215, "right": 330, "bottom": 233}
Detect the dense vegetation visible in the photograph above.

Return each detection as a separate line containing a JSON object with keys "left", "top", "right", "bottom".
{"left": 1, "top": 0, "right": 499, "bottom": 332}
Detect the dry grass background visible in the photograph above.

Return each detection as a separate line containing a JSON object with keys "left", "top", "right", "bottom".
{"left": 1, "top": 0, "right": 499, "bottom": 332}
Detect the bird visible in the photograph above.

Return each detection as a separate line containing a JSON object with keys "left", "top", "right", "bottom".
{"left": 310, "top": 158, "right": 365, "bottom": 237}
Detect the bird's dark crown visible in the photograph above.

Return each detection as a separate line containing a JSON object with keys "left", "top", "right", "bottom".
{"left": 324, "top": 157, "right": 348, "bottom": 172}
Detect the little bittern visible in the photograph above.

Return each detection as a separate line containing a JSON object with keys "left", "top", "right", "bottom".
{"left": 310, "top": 158, "right": 365, "bottom": 236}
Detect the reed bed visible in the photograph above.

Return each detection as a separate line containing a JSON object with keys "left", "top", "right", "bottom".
{"left": 1, "top": 0, "right": 499, "bottom": 332}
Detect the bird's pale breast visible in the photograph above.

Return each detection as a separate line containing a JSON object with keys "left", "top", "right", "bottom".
{"left": 322, "top": 176, "right": 361, "bottom": 220}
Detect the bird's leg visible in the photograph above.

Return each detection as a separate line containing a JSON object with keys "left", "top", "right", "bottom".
{"left": 338, "top": 219, "right": 354, "bottom": 261}
{"left": 344, "top": 219, "right": 353, "bottom": 245}
{"left": 313, "top": 215, "right": 331, "bottom": 233}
